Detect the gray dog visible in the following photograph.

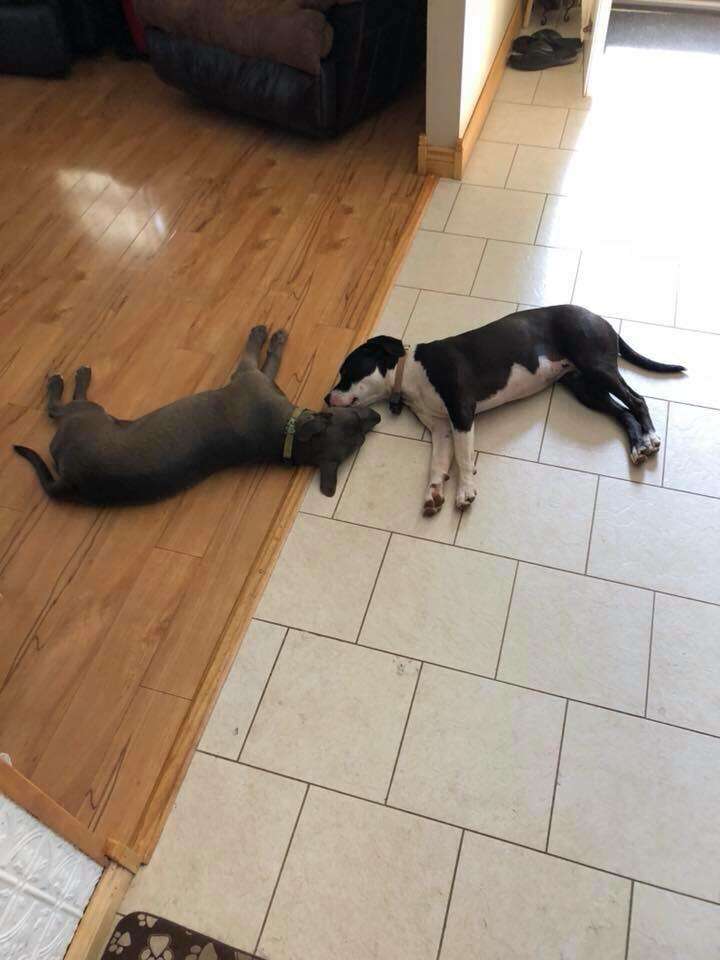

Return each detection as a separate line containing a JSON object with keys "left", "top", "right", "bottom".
{"left": 14, "top": 325, "right": 379, "bottom": 505}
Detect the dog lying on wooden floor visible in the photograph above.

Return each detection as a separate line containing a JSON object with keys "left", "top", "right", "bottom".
{"left": 325, "top": 304, "right": 685, "bottom": 516}
{"left": 14, "top": 325, "right": 379, "bottom": 505}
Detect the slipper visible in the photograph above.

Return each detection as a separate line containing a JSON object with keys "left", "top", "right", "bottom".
{"left": 508, "top": 38, "right": 578, "bottom": 70}
{"left": 512, "top": 29, "right": 582, "bottom": 56}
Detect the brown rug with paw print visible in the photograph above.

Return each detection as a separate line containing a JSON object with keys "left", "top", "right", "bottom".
{"left": 102, "top": 912, "right": 256, "bottom": 960}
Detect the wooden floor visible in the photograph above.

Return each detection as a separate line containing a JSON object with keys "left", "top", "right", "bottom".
{"left": 0, "top": 58, "right": 427, "bottom": 859}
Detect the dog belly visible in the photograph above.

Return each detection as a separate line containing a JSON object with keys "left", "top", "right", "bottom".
{"left": 475, "top": 358, "right": 572, "bottom": 413}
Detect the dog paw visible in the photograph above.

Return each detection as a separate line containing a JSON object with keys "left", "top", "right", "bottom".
{"left": 270, "top": 329, "right": 288, "bottom": 347}
{"left": 423, "top": 483, "right": 445, "bottom": 517}
{"left": 456, "top": 482, "right": 477, "bottom": 511}
{"left": 249, "top": 324, "right": 268, "bottom": 342}
{"left": 631, "top": 433, "right": 661, "bottom": 464}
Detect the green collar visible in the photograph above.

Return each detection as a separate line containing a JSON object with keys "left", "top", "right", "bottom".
{"left": 283, "top": 406, "right": 305, "bottom": 462}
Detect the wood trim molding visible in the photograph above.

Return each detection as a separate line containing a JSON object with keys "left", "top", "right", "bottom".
{"left": 128, "top": 172, "right": 438, "bottom": 864}
{"left": 418, "top": 0, "right": 523, "bottom": 180}
{"left": 0, "top": 761, "right": 108, "bottom": 866}
{"left": 64, "top": 863, "right": 133, "bottom": 960}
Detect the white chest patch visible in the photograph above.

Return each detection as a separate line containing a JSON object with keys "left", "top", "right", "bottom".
{"left": 475, "top": 357, "right": 572, "bottom": 413}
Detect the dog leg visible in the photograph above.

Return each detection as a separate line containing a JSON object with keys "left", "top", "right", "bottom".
{"left": 423, "top": 422, "right": 453, "bottom": 516}
{"left": 452, "top": 426, "right": 477, "bottom": 510}
{"left": 73, "top": 366, "right": 92, "bottom": 401}
{"left": 46, "top": 374, "right": 65, "bottom": 419}
{"left": 583, "top": 367, "right": 660, "bottom": 460}
{"left": 261, "top": 330, "right": 288, "bottom": 381}
{"left": 232, "top": 325, "right": 269, "bottom": 377}
{"left": 560, "top": 371, "right": 648, "bottom": 462}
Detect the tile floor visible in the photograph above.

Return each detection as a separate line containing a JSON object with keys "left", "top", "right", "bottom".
{"left": 122, "top": 15, "right": 720, "bottom": 959}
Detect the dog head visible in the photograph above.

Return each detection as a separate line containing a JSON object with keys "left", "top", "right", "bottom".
{"left": 324, "top": 336, "right": 405, "bottom": 408}
{"left": 294, "top": 407, "right": 380, "bottom": 496}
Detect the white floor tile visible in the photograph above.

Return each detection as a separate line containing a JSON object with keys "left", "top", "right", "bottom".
{"left": 495, "top": 68, "right": 541, "bottom": 104}
{"left": 442, "top": 833, "right": 630, "bottom": 960}
{"left": 647, "top": 593, "right": 720, "bottom": 737}
{"left": 620, "top": 321, "right": 720, "bottom": 411}
{"left": 472, "top": 240, "right": 579, "bottom": 305}
{"left": 389, "top": 665, "right": 566, "bottom": 847}
{"left": 534, "top": 66, "right": 591, "bottom": 111}
{"left": 588, "top": 477, "right": 720, "bottom": 604}
{"left": 457, "top": 454, "right": 597, "bottom": 573}
{"left": 372, "top": 403, "right": 425, "bottom": 440}
{"left": 336, "top": 432, "right": 461, "bottom": 543}
{"left": 259, "top": 788, "right": 459, "bottom": 960}
{"left": 536, "top": 193, "right": 584, "bottom": 248}
{"left": 628, "top": 884, "right": 720, "bottom": 960}
{"left": 256, "top": 513, "right": 388, "bottom": 640}
{"left": 474, "top": 390, "right": 551, "bottom": 460}
{"left": 462, "top": 141, "right": 517, "bottom": 187}
{"left": 123, "top": 755, "right": 305, "bottom": 953}
{"left": 420, "top": 180, "right": 461, "bottom": 232}
{"left": 540, "top": 386, "right": 668, "bottom": 485}
{"left": 480, "top": 102, "right": 568, "bottom": 148}
{"left": 551, "top": 703, "right": 720, "bottom": 901}
{"left": 663, "top": 402, "right": 720, "bottom": 498}
{"left": 500, "top": 564, "right": 652, "bottom": 713}
{"left": 397, "top": 230, "right": 487, "bottom": 295}
{"left": 506, "top": 145, "right": 581, "bottom": 196}
{"left": 359, "top": 535, "right": 516, "bottom": 675}
{"left": 199, "top": 620, "right": 285, "bottom": 760}
{"left": 574, "top": 249, "right": 678, "bottom": 326}
{"left": 404, "top": 291, "right": 515, "bottom": 343}
{"left": 445, "top": 185, "right": 545, "bottom": 244}
{"left": 561, "top": 108, "right": 592, "bottom": 149}
{"left": 371, "top": 285, "right": 419, "bottom": 339}
{"left": 242, "top": 631, "right": 419, "bottom": 800}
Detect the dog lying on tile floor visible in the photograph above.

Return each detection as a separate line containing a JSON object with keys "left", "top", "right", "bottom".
{"left": 325, "top": 304, "right": 685, "bottom": 516}
{"left": 14, "top": 325, "right": 379, "bottom": 505}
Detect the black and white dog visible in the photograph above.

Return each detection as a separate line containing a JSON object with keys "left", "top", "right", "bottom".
{"left": 325, "top": 304, "right": 685, "bottom": 516}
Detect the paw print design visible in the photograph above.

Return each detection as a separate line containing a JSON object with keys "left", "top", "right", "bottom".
{"left": 137, "top": 914, "right": 158, "bottom": 928}
{"left": 140, "top": 934, "right": 174, "bottom": 960}
{"left": 185, "top": 944, "right": 218, "bottom": 960}
{"left": 108, "top": 931, "right": 132, "bottom": 954}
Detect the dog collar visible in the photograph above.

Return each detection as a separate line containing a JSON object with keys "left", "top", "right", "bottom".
{"left": 389, "top": 353, "right": 407, "bottom": 416}
{"left": 283, "top": 407, "right": 305, "bottom": 462}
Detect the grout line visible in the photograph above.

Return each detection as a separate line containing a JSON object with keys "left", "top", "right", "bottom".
{"left": 354, "top": 532, "right": 393, "bottom": 643}
{"left": 249, "top": 614, "right": 720, "bottom": 744}
{"left": 558, "top": 108, "right": 571, "bottom": 146}
{"left": 440, "top": 182, "right": 463, "bottom": 233}
{"left": 545, "top": 699, "right": 569, "bottom": 853}
{"left": 384, "top": 662, "right": 423, "bottom": 804}
{"left": 435, "top": 830, "right": 465, "bottom": 960}
{"left": 494, "top": 561, "right": 519, "bottom": 680}
{"left": 583, "top": 474, "right": 601, "bottom": 574}
{"left": 253, "top": 782, "right": 310, "bottom": 956}
{"left": 326, "top": 513, "right": 720, "bottom": 614}
{"left": 229, "top": 759, "right": 720, "bottom": 911}
{"left": 624, "top": 881, "right": 635, "bottom": 960}
{"left": 468, "top": 239, "right": 490, "bottom": 296}
{"left": 533, "top": 193, "right": 549, "bottom": 245}
{"left": 502, "top": 144, "right": 520, "bottom": 189}
{"left": 536, "top": 383, "right": 554, "bottom": 462}
{"left": 234, "top": 628, "right": 289, "bottom": 762}
{"left": 644, "top": 593, "right": 656, "bottom": 718}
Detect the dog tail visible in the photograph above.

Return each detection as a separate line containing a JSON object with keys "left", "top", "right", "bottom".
{"left": 12, "top": 446, "right": 74, "bottom": 500}
{"left": 617, "top": 336, "right": 685, "bottom": 374}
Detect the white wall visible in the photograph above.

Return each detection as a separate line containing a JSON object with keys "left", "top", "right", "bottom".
{"left": 426, "top": 0, "right": 517, "bottom": 148}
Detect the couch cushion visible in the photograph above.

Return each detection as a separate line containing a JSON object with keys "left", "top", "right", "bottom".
{"left": 136, "top": 0, "right": 355, "bottom": 75}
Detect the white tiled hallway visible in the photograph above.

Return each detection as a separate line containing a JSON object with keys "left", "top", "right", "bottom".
{"left": 123, "top": 18, "right": 720, "bottom": 960}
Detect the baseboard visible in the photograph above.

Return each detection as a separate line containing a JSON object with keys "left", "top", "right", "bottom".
{"left": 64, "top": 863, "right": 133, "bottom": 960}
{"left": 418, "top": 0, "right": 522, "bottom": 180}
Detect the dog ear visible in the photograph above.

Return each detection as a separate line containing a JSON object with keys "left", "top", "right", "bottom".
{"left": 296, "top": 413, "right": 330, "bottom": 441}
{"left": 364, "top": 336, "right": 405, "bottom": 359}
{"left": 354, "top": 407, "right": 381, "bottom": 433}
{"left": 319, "top": 460, "right": 339, "bottom": 496}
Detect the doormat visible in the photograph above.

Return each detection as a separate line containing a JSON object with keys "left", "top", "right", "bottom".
{"left": 102, "top": 912, "right": 256, "bottom": 960}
